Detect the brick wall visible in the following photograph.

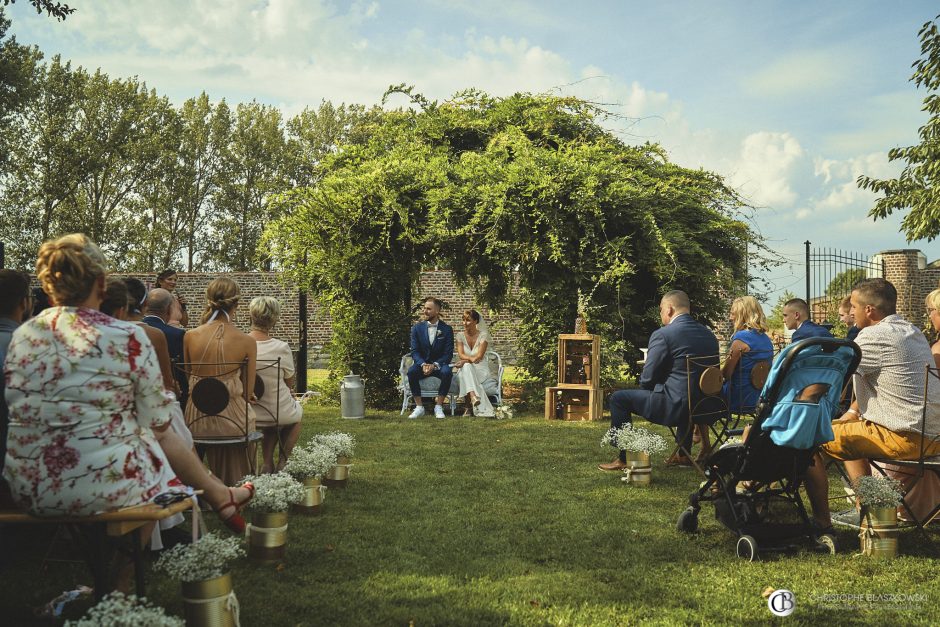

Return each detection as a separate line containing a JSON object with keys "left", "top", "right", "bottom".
{"left": 881, "top": 250, "right": 940, "bottom": 326}
{"left": 106, "top": 271, "right": 522, "bottom": 366}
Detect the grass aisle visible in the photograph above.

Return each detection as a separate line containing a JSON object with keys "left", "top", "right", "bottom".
{"left": 2, "top": 407, "right": 939, "bottom": 625}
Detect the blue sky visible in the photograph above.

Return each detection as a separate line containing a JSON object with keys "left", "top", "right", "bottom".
{"left": 7, "top": 0, "right": 939, "bottom": 303}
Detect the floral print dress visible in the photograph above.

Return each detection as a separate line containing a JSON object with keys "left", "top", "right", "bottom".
{"left": 3, "top": 307, "right": 178, "bottom": 516}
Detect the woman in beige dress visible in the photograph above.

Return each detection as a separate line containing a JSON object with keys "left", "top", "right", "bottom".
{"left": 248, "top": 296, "right": 303, "bottom": 473}
{"left": 184, "top": 277, "right": 257, "bottom": 486}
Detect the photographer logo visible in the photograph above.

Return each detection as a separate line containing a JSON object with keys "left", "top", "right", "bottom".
{"left": 768, "top": 589, "right": 796, "bottom": 617}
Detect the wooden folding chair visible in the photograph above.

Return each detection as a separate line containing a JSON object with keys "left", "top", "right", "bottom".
{"left": 669, "top": 354, "right": 728, "bottom": 474}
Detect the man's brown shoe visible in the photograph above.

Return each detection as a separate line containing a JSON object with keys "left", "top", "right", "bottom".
{"left": 598, "top": 460, "right": 629, "bottom": 472}
{"left": 664, "top": 453, "right": 694, "bottom": 467}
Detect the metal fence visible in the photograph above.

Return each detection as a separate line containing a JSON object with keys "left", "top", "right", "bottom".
{"left": 805, "top": 241, "right": 885, "bottom": 323}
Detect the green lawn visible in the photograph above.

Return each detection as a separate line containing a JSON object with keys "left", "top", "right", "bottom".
{"left": 2, "top": 408, "right": 938, "bottom": 625}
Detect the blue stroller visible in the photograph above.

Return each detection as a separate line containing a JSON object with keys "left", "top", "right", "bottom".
{"left": 676, "top": 338, "right": 861, "bottom": 560}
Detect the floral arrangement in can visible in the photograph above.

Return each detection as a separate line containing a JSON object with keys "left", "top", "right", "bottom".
{"left": 312, "top": 431, "right": 356, "bottom": 459}
{"left": 153, "top": 532, "right": 245, "bottom": 583}
{"left": 600, "top": 424, "right": 668, "bottom": 454}
{"left": 854, "top": 475, "right": 904, "bottom": 508}
{"left": 66, "top": 592, "right": 183, "bottom": 626}
{"left": 283, "top": 441, "right": 337, "bottom": 479}
{"left": 240, "top": 471, "right": 305, "bottom": 513}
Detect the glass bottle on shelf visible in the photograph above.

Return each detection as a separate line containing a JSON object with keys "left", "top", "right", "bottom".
{"left": 582, "top": 355, "right": 591, "bottom": 384}
{"left": 577, "top": 358, "right": 586, "bottom": 385}
{"left": 565, "top": 359, "right": 574, "bottom": 384}
{"left": 555, "top": 391, "right": 564, "bottom": 419}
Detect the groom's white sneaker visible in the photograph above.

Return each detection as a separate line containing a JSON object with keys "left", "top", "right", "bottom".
{"left": 434, "top": 405, "right": 446, "bottom": 419}
{"left": 408, "top": 406, "right": 425, "bottom": 419}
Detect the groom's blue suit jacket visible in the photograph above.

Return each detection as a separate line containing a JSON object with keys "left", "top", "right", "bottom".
{"left": 410, "top": 320, "right": 454, "bottom": 369}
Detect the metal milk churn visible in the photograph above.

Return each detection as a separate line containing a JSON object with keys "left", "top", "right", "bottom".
{"left": 340, "top": 373, "right": 365, "bottom": 419}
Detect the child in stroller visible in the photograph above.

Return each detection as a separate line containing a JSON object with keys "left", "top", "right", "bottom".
{"left": 676, "top": 337, "right": 861, "bottom": 560}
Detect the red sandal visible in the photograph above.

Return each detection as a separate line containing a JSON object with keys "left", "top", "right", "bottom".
{"left": 216, "top": 482, "right": 255, "bottom": 534}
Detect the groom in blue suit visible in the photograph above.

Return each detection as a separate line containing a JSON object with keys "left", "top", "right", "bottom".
{"left": 408, "top": 298, "right": 455, "bottom": 419}
{"left": 600, "top": 290, "right": 719, "bottom": 470}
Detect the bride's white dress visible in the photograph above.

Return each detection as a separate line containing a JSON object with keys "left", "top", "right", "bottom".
{"left": 455, "top": 331, "right": 496, "bottom": 417}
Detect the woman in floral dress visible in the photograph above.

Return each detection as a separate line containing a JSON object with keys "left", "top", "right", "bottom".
{"left": 3, "top": 234, "right": 251, "bottom": 530}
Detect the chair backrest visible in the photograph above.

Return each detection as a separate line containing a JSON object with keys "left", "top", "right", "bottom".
{"left": 252, "top": 358, "right": 282, "bottom": 425}
{"left": 750, "top": 360, "right": 771, "bottom": 391}
{"left": 685, "top": 354, "right": 727, "bottom": 424}
{"left": 176, "top": 359, "right": 253, "bottom": 440}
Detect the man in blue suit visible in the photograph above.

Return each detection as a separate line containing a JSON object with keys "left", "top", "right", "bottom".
{"left": 142, "top": 288, "right": 188, "bottom": 407}
{"left": 408, "top": 298, "right": 454, "bottom": 419}
{"left": 784, "top": 298, "right": 833, "bottom": 342}
{"left": 600, "top": 290, "right": 719, "bottom": 470}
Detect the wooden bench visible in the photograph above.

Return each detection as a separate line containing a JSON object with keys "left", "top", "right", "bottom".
{"left": 0, "top": 498, "right": 197, "bottom": 599}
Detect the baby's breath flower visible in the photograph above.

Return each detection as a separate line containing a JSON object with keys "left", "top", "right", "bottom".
{"left": 311, "top": 431, "right": 356, "bottom": 458}
{"left": 67, "top": 592, "right": 183, "bottom": 626}
{"left": 241, "top": 472, "right": 305, "bottom": 512}
{"left": 600, "top": 424, "right": 668, "bottom": 454}
{"left": 854, "top": 475, "right": 904, "bottom": 508}
{"left": 153, "top": 533, "right": 244, "bottom": 583}
{"left": 283, "top": 441, "right": 337, "bottom": 479}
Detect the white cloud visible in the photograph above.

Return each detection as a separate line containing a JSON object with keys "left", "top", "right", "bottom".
{"left": 727, "top": 132, "right": 805, "bottom": 208}
{"left": 744, "top": 50, "right": 850, "bottom": 98}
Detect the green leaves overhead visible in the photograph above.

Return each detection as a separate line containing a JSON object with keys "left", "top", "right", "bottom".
{"left": 858, "top": 14, "right": 940, "bottom": 242}
{"left": 264, "top": 89, "right": 762, "bottom": 398}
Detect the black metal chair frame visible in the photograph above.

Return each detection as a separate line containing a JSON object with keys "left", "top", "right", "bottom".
{"left": 668, "top": 354, "right": 728, "bottom": 475}
{"left": 175, "top": 359, "right": 262, "bottom": 475}
{"left": 869, "top": 365, "right": 940, "bottom": 546}
{"left": 253, "top": 357, "right": 291, "bottom": 468}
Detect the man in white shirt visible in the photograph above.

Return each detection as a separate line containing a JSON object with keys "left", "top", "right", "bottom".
{"left": 804, "top": 278, "right": 940, "bottom": 529}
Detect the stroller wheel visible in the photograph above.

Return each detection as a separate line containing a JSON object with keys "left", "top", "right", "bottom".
{"left": 816, "top": 533, "right": 837, "bottom": 555}
{"left": 676, "top": 507, "right": 698, "bottom": 533}
{"left": 736, "top": 535, "right": 758, "bottom": 561}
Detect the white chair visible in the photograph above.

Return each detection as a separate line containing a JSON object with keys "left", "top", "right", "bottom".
{"left": 399, "top": 355, "right": 459, "bottom": 415}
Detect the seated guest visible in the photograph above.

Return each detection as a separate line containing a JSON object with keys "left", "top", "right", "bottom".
{"left": 804, "top": 278, "right": 940, "bottom": 530}
{"left": 3, "top": 235, "right": 252, "bottom": 530}
{"left": 721, "top": 295, "right": 773, "bottom": 413}
{"left": 600, "top": 290, "right": 719, "bottom": 470}
{"left": 141, "top": 286, "right": 188, "bottom": 406}
{"left": 101, "top": 278, "right": 176, "bottom": 396}
{"left": 30, "top": 287, "right": 49, "bottom": 317}
{"left": 184, "top": 277, "right": 257, "bottom": 486}
{"left": 839, "top": 295, "right": 859, "bottom": 342}
{"left": 454, "top": 309, "right": 496, "bottom": 417}
{"left": 155, "top": 269, "right": 188, "bottom": 327}
{"left": 407, "top": 298, "right": 454, "bottom": 419}
{"left": 927, "top": 288, "right": 940, "bottom": 368}
{"left": 783, "top": 297, "right": 832, "bottom": 342}
{"left": 0, "top": 270, "right": 32, "bottom": 476}
{"left": 248, "top": 297, "right": 302, "bottom": 473}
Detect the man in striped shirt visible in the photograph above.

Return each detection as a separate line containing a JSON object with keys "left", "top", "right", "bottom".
{"left": 804, "top": 278, "right": 940, "bottom": 530}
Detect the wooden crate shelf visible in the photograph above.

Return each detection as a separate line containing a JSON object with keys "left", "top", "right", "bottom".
{"left": 544, "top": 386, "right": 602, "bottom": 421}
{"left": 546, "top": 333, "right": 603, "bottom": 421}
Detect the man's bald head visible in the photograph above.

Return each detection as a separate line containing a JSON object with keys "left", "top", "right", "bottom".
{"left": 659, "top": 290, "right": 690, "bottom": 325}
{"left": 661, "top": 290, "right": 690, "bottom": 312}
{"left": 145, "top": 288, "right": 173, "bottom": 317}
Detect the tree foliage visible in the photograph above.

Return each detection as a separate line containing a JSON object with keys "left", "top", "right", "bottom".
{"left": 264, "top": 88, "right": 767, "bottom": 403}
{"left": 858, "top": 14, "right": 940, "bottom": 242}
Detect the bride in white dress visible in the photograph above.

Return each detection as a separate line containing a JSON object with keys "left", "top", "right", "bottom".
{"left": 454, "top": 309, "right": 496, "bottom": 417}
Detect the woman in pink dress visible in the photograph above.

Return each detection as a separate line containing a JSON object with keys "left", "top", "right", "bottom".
{"left": 3, "top": 234, "right": 251, "bottom": 531}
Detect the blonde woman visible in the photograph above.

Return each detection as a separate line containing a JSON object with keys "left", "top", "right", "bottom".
{"left": 928, "top": 289, "right": 940, "bottom": 368}
{"left": 721, "top": 295, "right": 774, "bottom": 413}
{"left": 248, "top": 296, "right": 302, "bottom": 472}
{"left": 3, "top": 235, "right": 251, "bottom": 532}
{"left": 183, "top": 277, "right": 257, "bottom": 486}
